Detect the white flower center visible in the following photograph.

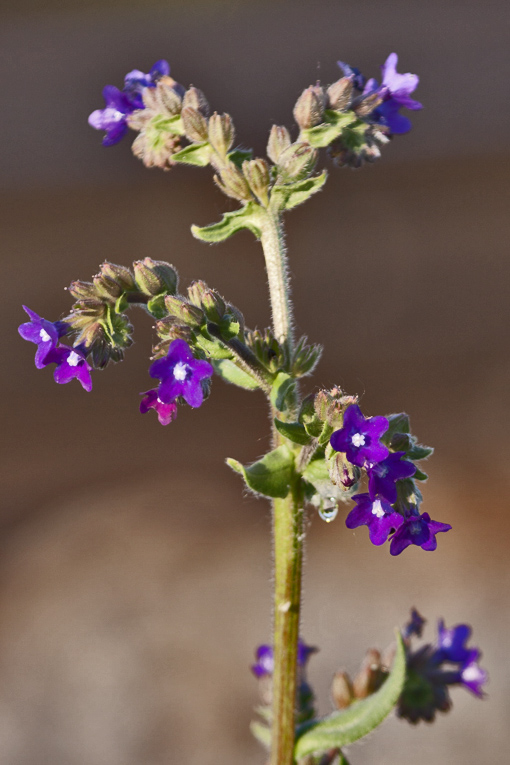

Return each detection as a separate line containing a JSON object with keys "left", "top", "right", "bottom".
{"left": 462, "top": 665, "right": 479, "bottom": 682}
{"left": 351, "top": 432, "right": 366, "bottom": 447}
{"left": 67, "top": 351, "right": 81, "bottom": 367}
{"left": 39, "top": 328, "right": 51, "bottom": 342}
{"left": 371, "top": 500, "right": 385, "bottom": 518}
{"left": 173, "top": 361, "right": 189, "bottom": 381}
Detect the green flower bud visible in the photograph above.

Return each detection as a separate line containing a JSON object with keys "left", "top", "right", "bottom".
{"left": 182, "top": 86, "right": 209, "bottom": 116}
{"left": 327, "top": 77, "right": 354, "bottom": 111}
{"left": 187, "top": 280, "right": 209, "bottom": 307}
{"left": 93, "top": 274, "right": 123, "bottom": 302}
{"left": 202, "top": 289, "right": 226, "bottom": 323}
{"left": 214, "top": 165, "right": 253, "bottom": 202}
{"left": 242, "top": 158, "right": 270, "bottom": 206}
{"left": 68, "top": 280, "right": 96, "bottom": 300}
{"left": 277, "top": 142, "right": 317, "bottom": 182}
{"left": 293, "top": 85, "right": 326, "bottom": 129}
{"left": 181, "top": 107, "right": 209, "bottom": 142}
{"left": 267, "top": 125, "right": 291, "bottom": 164}
{"left": 164, "top": 295, "right": 204, "bottom": 327}
{"left": 133, "top": 258, "right": 178, "bottom": 296}
{"left": 208, "top": 112, "right": 234, "bottom": 156}
{"left": 99, "top": 261, "right": 135, "bottom": 292}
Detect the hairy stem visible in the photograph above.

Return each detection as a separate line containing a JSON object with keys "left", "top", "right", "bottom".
{"left": 260, "top": 210, "right": 303, "bottom": 765}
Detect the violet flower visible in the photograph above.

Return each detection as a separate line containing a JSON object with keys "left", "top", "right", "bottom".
{"left": 149, "top": 339, "right": 213, "bottom": 408}
{"left": 123, "top": 59, "right": 171, "bottom": 107}
{"left": 18, "top": 306, "right": 68, "bottom": 368}
{"left": 345, "top": 493, "right": 404, "bottom": 546}
{"left": 458, "top": 651, "right": 488, "bottom": 697}
{"left": 44, "top": 346, "right": 93, "bottom": 391}
{"left": 367, "top": 451, "right": 416, "bottom": 503}
{"left": 251, "top": 639, "right": 317, "bottom": 678}
{"left": 390, "top": 511, "right": 452, "bottom": 556}
{"left": 330, "top": 404, "right": 389, "bottom": 467}
{"left": 403, "top": 608, "right": 426, "bottom": 640}
{"left": 436, "top": 620, "right": 473, "bottom": 664}
{"left": 140, "top": 389, "right": 178, "bottom": 426}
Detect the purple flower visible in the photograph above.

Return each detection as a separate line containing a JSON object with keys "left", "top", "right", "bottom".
{"left": 43, "top": 345, "right": 93, "bottom": 392}
{"left": 88, "top": 85, "right": 137, "bottom": 146}
{"left": 140, "top": 389, "right": 178, "bottom": 426}
{"left": 458, "top": 651, "right": 488, "bottom": 697}
{"left": 337, "top": 60, "right": 365, "bottom": 91}
{"left": 251, "top": 639, "right": 317, "bottom": 678}
{"left": 402, "top": 608, "right": 426, "bottom": 640}
{"left": 330, "top": 404, "right": 389, "bottom": 467}
{"left": 18, "top": 306, "right": 68, "bottom": 369}
{"left": 149, "top": 339, "right": 213, "bottom": 408}
{"left": 346, "top": 493, "right": 404, "bottom": 546}
{"left": 371, "top": 53, "right": 422, "bottom": 134}
{"left": 390, "top": 511, "right": 451, "bottom": 556}
{"left": 367, "top": 451, "right": 416, "bottom": 503}
{"left": 123, "top": 59, "right": 171, "bottom": 107}
{"left": 436, "top": 620, "right": 473, "bottom": 664}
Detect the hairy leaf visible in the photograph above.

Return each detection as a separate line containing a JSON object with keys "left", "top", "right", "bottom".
{"left": 271, "top": 172, "right": 327, "bottom": 211}
{"left": 172, "top": 141, "right": 211, "bottom": 166}
{"left": 191, "top": 202, "right": 264, "bottom": 242}
{"left": 301, "top": 110, "right": 355, "bottom": 148}
{"left": 270, "top": 372, "right": 297, "bottom": 412}
{"left": 274, "top": 418, "right": 312, "bottom": 446}
{"left": 227, "top": 445, "right": 294, "bottom": 498}
{"left": 213, "top": 359, "right": 260, "bottom": 390}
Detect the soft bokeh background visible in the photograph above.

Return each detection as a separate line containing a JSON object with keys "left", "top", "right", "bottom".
{"left": 1, "top": 1, "right": 509, "bottom": 763}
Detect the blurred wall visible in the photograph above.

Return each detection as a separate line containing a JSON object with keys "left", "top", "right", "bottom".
{"left": 1, "top": 1, "right": 509, "bottom": 763}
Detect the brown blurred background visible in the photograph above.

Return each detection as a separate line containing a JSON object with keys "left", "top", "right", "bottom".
{"left": 1, "top": 1, "right": 509, "bottom": 763}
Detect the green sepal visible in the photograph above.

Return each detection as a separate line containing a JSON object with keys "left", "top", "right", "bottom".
{"left": 318, "top": 421, "right": 335, "bottom": 447}
{"left": 274, "top": 419, "right": 312, "bottom": 446}
{"left": 413, "top": 467, "right": 428, "bottom": 482}
{"left": 194, "top": 333, "right": 233, "bottom": 359}
{"left": 172, "top": 141, "right": 211, "bottom": 167}
{"left": 270, "top": 372, "right": 296, "bottom": 413}
{"left": 249, "top": 720, "right": 271, "bottom": 749}
{"left": 213, "top": 359, "right": 259, "bottom": 390}
{"left": 228, "top": 148, "right": 253, "bottom": 169}
{"left": 271, "top": 171, "right": 327, "bottom": 211}
{"left": 191, "top": 202, "right": 264, "bottom": 243}
{"left": 227, "top": 444, "right": 294, "bottom": 499}
{"left": 294, "top": 631, "right": 406, "bottom": 759}
{"left": 407, "top": 444, "right": 434, "bottom": 461}
{"left": 152, "top": 113, "right": 185, "bottom": 136}
{"left": 383, "top": 413, "right": 411, "bottom": 444}
{"left": 217, "top": 315, "right": 240, "bottom": 340}
{"left": 114, "top": 293, "right": 129, "bottom": 314}
{"left": 301, "top": 110, "right": 356, "bottom": 148}
{"left": 146, "top": 294, "right": 168, "bottom": 319}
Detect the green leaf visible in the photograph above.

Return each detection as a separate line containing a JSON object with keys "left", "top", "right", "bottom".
{"left": 172, "top": 141, "right": 211, "bottom": 167}
{"left": 271, "top": 172, "right": 327, "bottom": 211}
{"left": 213, "top": 359, "right": 260, "bottom": 390}
{"left": 194, "top": 334, "right": 233, "bottom": 359}
{"left": 146, "top": 294, "right": 167, "bottom": 319}
{"left": 274, "top": 419, "right": 312, "bottom": 446}
{"left": 249, "top": 720, "right": 271, "bottom": 749}
{"left": 227, "top": 445, "right": 294, "bottom": 498}
{"left": 191, "top": 202, "right": 264, "bottom": 243}
{"left": 270, "top": 372, "right": 296, "bottom": 412}
{"left": 301, "top": 110, "right": 355, "bottom": 148}
{"left": 152, "top": 113, "right": 185, "bottom": 136}
{"left": 294, "top": 631, "right": 406, "bottom": 759}
{"left": 228, "top": 148, "right": 253, "bottom": 169}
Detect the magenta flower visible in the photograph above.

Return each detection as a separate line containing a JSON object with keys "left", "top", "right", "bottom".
{"left": 330, "top": 404, "right": 389, "bottom": 467}
{"left": 18, "top": 306, "right": 68, "bottom": 368}
{"left": 140, "top": 389, "right": 178, "bottom": 426}
{"left": 44, "top": 346, "right": 93, "bottom": 392}
{"left": 345, "top": 493, "right": 404, "bottom": 546}
{"left": 390, "top": 511, "right": 451, "bottom": 555}
{"left": 149, "top": 339, "right": 213, "bottom": 408}
{"left": 367, "top": 451, "right": 416, "bottom": 503}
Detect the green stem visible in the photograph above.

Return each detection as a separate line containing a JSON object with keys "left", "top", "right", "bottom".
{"left": 260, "top": 210, "right": 303, "bottom": 765}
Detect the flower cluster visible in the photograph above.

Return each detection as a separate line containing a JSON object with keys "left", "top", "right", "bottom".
{"left": 140, "top": 339, "right": 213, "bottom": 426}
{"left": 329, "top": 404, "right": 451, "bottom": 555}
{"left": 338, "top": 52, "right": 422, "bottom": 135}
{"left": 88, "top": 59, "right": 183, "bottom": 146}
{"left": 18, "top": 306, "right": 93, "bottom": 391}
{"left": 398, "top": 610, "right": 488, "bottom": 723}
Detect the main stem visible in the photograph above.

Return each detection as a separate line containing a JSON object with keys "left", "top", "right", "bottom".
{"left": 260, "top": 210, "right": 303, "bottom": 765}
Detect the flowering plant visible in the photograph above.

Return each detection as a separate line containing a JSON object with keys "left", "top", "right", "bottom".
{"left": 19, "top": 53, "right": 486, "bottom": 764}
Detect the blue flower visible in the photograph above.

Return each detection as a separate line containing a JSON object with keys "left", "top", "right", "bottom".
{"left": 345, "top": 493, "right": 403, "bottom": 546}
{"left": 390, "top": 511, "right": 451, "bottom": 555}
{"left": 149, "top": 339, "right": 213, "bottom": 408}
{"left": 330, "top": 404, "right": 389, "bottom": 467}
{"left": 18, "top": 306, "right": 68, "bottom": 369}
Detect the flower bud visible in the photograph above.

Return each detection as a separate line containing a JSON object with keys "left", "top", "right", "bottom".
{"left": 99, "top": 262, "right": 135, "bottom": 292}
{"left": 225, "top": 303, "right": 245, "bottom": 335}
{"left": 164, "top": 295, "right": 204, "bottom": 327}
{"left": 214, "top": 165, "right": 253, "bottom": 202}
{"left": 74, "top": 321, "right": 104, "bottom": 351}
{"left": 328, "top": 451, "right": 360, "bottom": 490}
{"left": 181, "top": 107, "right": 209, "bottom": 142}
{"left": 293, "top": 85, "right": 326, "bottom": 129}
{"left": 353, "top": 649, "right": 386, "bottom": 699}
{"left": 133, "top": 258, "right": 178, "bottom": 296}
{"left": 68, "top": 280, "right": 97, "bottom": 300}
{"left": 242, "top": 158, "right": 270, "bottom": 206}
{"left": 277, "top": 142, "right": 317, "bottom": 182}
{"left": 267, "top": 125, "right": 291, "bottom": 164}
{"left": 353, "top": 91, "right": 384, "bottom": 118}
{"left": 332, "top": 671, "right": 354, "bottom": 710}
{"left": 202, "top": 289, "right": 226, "bottom": 323}
{"left": 208, "top": 112, "right": 234, "bottom": 156}
{"left": 182, "top": 86, "right": 209, "bottom": 116}
{"left": 143, "top": 77, "right": 183, "bottom": 116}
{"left": 187, "top": 280, "right": 209, "bottom": 307}
{"left": 93, "top": 274, "right": 123, "bottom": 302}
{"left": 327, "top": 77, "right": 354, "bottom": 111}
